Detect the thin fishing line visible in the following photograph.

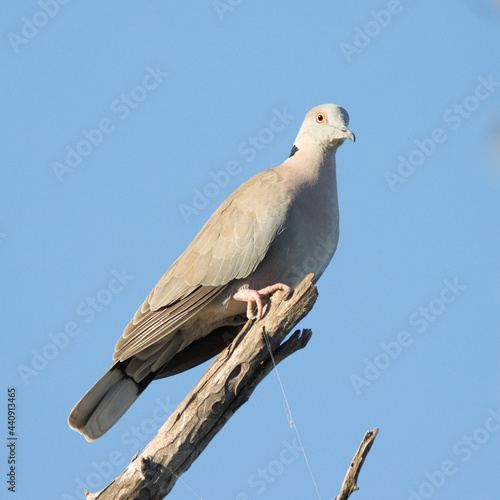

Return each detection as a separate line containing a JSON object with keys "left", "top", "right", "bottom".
{"left": 166, "top": 466, "right": 204, "bottom": 500}
{"left": 262, "top": 327, "right": 322, "bottom": 500}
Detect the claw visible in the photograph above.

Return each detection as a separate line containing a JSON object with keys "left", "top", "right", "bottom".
{"left": 231, "top": 283, "right": 291, "bottom": 320}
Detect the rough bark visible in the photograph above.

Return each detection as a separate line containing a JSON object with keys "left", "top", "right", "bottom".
{"left": 334, "top": 428, "right": 379, "bottom": 500}
{"left": 86, "top": 273, "right": 318, "bottom": 500}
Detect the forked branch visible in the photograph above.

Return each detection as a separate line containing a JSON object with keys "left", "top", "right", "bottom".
{"left": 86, "top": 273, "right": 318, "bottom": 500}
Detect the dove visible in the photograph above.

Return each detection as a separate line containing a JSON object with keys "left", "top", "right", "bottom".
{"left": 68, "top": 104, "right": 355, "bottom": 441}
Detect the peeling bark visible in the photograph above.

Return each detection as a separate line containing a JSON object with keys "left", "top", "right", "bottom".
{"left": 86, "top": 273, "right": 318, "bottom": 500}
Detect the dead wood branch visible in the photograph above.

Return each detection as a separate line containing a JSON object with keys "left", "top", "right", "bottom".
{"left": 86, "top": 273, "right": 318, "bottom": 500}
{"left": 334, "top": 428, "right": 379, "bottom": 500}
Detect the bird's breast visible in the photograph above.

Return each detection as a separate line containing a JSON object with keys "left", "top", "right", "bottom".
{"left": 245, "top": 179, "right": 339, "bottom": 290}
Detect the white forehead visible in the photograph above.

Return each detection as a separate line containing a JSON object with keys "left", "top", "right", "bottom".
{"left": 307, "top": 104, "right": 350, "bottom": 126}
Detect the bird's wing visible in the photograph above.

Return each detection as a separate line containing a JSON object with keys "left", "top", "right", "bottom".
{"left": 113, "top": 168, "right": 290, "bottom": 361}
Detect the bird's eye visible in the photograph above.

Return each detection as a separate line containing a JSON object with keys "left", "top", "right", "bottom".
{"left": 315, "top": 111, "right": 327, "bottom": 124}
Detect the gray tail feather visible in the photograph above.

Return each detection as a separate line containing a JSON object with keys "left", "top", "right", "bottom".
{"left": 68, "top": 362, "right": 154, "bottom": 442}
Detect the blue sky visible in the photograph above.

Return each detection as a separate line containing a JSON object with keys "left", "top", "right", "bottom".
{"left": 2, "top": 1, "right": 500, "bottom": 499}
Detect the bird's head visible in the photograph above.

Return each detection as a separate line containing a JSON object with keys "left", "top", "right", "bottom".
{"left": 296, "top": 104, "right": 355, "bottom": 150}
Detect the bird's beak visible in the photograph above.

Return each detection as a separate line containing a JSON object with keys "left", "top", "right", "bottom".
{"left": 341, "top": 128, "right": 356, "bottom": 143}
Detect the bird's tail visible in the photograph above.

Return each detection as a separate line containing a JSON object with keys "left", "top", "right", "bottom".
{"left": 68, "top": 362, "right": 154, "bottom": 442}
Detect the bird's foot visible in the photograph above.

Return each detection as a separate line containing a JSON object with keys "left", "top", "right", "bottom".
{"left": 231, "top": 283, "right": 291, "bottom": 320}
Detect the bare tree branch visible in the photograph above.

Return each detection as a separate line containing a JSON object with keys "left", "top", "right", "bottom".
{"left": 85, "top": 273, "right": 318, "bottom": 500}
{"left": 334, "top": 428, "right": 379, "bottom": 500}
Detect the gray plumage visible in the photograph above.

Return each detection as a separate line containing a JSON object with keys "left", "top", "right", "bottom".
{"left": 68, "top": 104, "right": 355, "bottom": 441}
